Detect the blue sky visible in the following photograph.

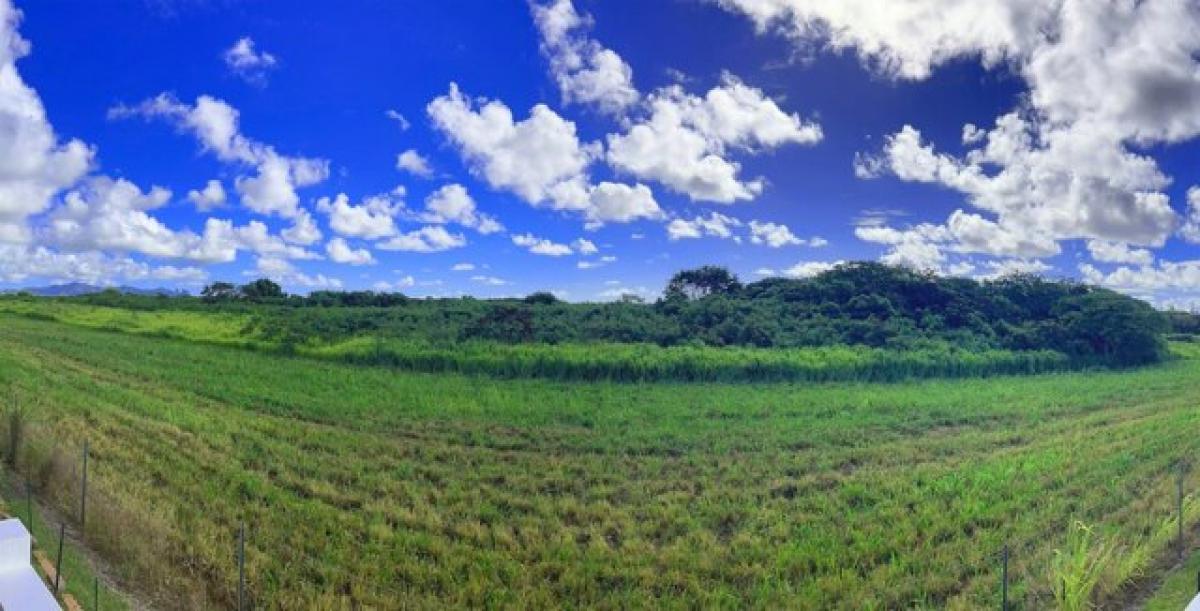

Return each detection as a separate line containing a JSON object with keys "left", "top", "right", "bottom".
{"left": 2, "top": 0, "right": 1200, "bottom": 305}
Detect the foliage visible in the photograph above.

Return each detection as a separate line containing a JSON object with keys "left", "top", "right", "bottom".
{"left": 1051, "top": 522, "right": 1118, "bottom": 611}
{"left": 663, "top": 265, "right": 742, "bottom": 301}
{"left": 523, "top": 291, "right": 561, "bottom": 305}
{"left": 13, "top": 261, "right": 1173, "bottom": 374}
{"left": 0, "top": 299, "right": 1079, "bottom": 383}
{"left": 233, "top": 278, "right": 283, "bottom": 301}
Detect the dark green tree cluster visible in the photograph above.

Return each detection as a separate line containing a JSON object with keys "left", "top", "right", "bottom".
{"left": 651, "top": 263, "right": 1166, "bottom": 366}
{"left": 200, "top": 279, "right": 284, "bottom": 302}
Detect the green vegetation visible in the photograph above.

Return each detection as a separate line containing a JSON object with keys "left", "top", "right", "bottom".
{"left": 0, "top": 298, "right": 1075, "bottom": 383}
{"left": 0, "top": 261, "right": 1177, "bottom": 384}
{"left": 0, "top": 315, "right": 1198, "bottom": 608}
{"left": 1144, "top": 547, "right": 1200, "bottom": 610}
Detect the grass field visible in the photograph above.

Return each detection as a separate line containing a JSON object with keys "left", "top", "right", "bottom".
{"left": 1, "top": 312, "right": 1199, "bottom": 608}
{"left": 1143, "top": 548, "right": 1200, "bottom": 610}
{"left": 0, "top": 298, "right": 1080, "bottom": 383}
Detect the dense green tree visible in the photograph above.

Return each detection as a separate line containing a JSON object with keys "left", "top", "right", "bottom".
{"left": 1053, "top": 290, "right": 1167, "bottom": 366}
{"left": 663, "top": 266, "right": 742, "bottom": 301}
{"left": 239, "top": 279, "right": 284, "bottom": 300}
{"left": 462, "top": 306, "right": 535, "bottom": 343}
{"left": 523, "top": 292, "right": 561, "bottom": 305}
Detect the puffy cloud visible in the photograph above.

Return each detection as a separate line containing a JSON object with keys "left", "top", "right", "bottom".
{"left": 236, "top": 154, "right": 328, "bottom": 218}
{"left": 187, "top": 218, "right": 319, "bottom": 264}
{"left": 748, "top": 220, "right": 809, "bottom": 247}
{"left": 943, "top": 210, "right": 1060, "bottom": 258}
{"left": 512, "top": 233, "right": 572, "bottom": 256}
{"left": 0, "top": 0, "right": 93, "bottom": 243}
{"left": 854, "top": 222, "right": 949, "bottom": 271}
{"left": 451, "top": 262, "right": 475, "bottom": 271}
{"left": 427, "top": 83, "right": 657, "bottom": 227}
{"left": 1182, "top": 187, "right": 1200, "bottom": 244}
{"left": 46, "top": 177, "right": 177, "bottom": 257}
{"left": 316, "top": 191, "right": 401, "bottom": 240}
{"left": 582, "top": 182, "right": 662, "bottom": 227}
{"left": 281, "top": 209, "right": 322, "bottom": 246}
{"left": 223, "top": 37, "right": 277, "bottom": 85}
{"left": 729, "top": 2, "right": 1200, "bottom": 267}
{"left": 666, "top": 212, "right": 743, "bottom": 241}
{"left": 325, "top": 237, "right": 375, "bottom": 266}
{"left": 1086, "top": 240, "right": 1154, "bottom": 267}
{"left": 530, "top": 0, "right": 639, "bottom": 114}
{"left": 41, "top": 177, "right": 313, "bottom": 265}
{"left": 428, "top": 83, "right": 674, "bottom": 228}
{"left": 666, "top": 214, "right": 824, "bottom": 247}
{"left": 251, "top": 256, "right": 341, "bottom": 290}
{"left": 866, "top": 120, "right": 1176, "bottom": 248}
{"left": 110, "top": 94, "right": 329, "bottom": 218}
{"left": 421, "top": 184, "right": 503, "bottom": 234}
{"left": 396, "top": 149, "right": 433, "bottom": 178}
{"left": 0, "top": 244, "right": 206, "bottom": 285}
{"left": 606, "top": 75, "right": 821, "bottom": 203}
{"left": 1080, "top": 260, "right": 1200, "bottom": 294}
{"left": 572, "top": 237, "right": 598, "bottom": 255}
{"left": 186, "top": 179, "right": 226, "bottom": 211}
{"left": 428, "top": 83, "right": 598, "bottom": 208}
{"left": 715, "top": 0, "right": 1050, "bottom": 81}
{"left": 377, "top": 225, "right": 466, "bottom": 253}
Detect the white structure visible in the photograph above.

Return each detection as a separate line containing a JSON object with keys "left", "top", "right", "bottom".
{"left": 0, "top": 519, "right": 60, "bottom": 611}
{"left": 1188, "top": 592, "right": 1200, "bottom": 611}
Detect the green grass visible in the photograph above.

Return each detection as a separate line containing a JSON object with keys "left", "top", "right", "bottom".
{"left": 0, "top": 298, "right": 1080, "bottom": 383}
{"left": 1144, "top": 545, "right": 1200, "bottom": 610}
{"left": 0, "top": 314, "right": 1197, "bottom": 607}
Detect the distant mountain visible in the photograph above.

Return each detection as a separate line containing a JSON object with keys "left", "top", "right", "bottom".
{"left": 4, "top": 283, "right": 189, "bottom": 297}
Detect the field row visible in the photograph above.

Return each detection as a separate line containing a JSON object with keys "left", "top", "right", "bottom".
{"left": 0, "top": 315, "right": 1198, "bottom": 607}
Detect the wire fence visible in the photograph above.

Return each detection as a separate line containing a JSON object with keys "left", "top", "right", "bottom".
{"left": 0, "top": 415, "right": 249, "bottom": 610}
{"left": 1, "top": 405, "right": 1199, "bottom": 610}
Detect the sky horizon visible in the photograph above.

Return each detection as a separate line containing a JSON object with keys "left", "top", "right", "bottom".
{"left": 1, "top": 0, "right": 1199, "bottom": 306}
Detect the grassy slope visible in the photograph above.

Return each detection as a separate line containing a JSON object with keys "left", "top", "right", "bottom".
{"left": 0, "top": 314, "right": 1198, "bottom": 608}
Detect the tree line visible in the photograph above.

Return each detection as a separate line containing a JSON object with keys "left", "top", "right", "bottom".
{"left": 67, "top": 261, "right": 1185, "bottom": 367}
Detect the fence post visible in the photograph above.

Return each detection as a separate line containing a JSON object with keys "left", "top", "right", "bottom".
{"left": 238, "top": 523, "right": 245, "bottom": 611}
{"left": 80, "top": 439, "right": 89, "bottom": 529}
{"left": 54, "top": 522, "right": 64, "bottom": 594}
{"left": 94, "top": 575, "right": 99, "bottom": 611}
{"left": 1179, "top": 465, "right": 1186, "bottom": 551}
{"left": 1001, "top": 543, "right": 1009, "bottom": 611}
